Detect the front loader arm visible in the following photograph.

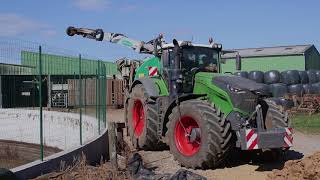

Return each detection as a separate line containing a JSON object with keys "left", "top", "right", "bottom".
{"left": 66, "top": 26, "right": 161, "bottom": 54}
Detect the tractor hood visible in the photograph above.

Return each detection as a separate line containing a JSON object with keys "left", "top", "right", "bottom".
{"left": 211, "top": 75, "right": 268, "bottom": 113}
{"left": 212, "top": 76, "right": 268, "bottom": 95}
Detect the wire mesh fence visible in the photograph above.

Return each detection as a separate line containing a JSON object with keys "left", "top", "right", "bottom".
{"left": 0, "top": 38, "right": 110, "bottom": 166}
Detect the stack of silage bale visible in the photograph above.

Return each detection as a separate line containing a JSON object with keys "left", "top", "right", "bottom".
{"left": 231, "top": 69, "right": 320, "bottom": 109}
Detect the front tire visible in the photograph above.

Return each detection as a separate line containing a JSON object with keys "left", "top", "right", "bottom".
{"left": 127, "top": 84, "right": 162, "bottom": 150}
{"left": 166, "top": 99, "right": 234, "bottom": 169}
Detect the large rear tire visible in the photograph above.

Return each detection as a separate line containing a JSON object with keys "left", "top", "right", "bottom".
{"left": 166, "top": 99, "right": 234, "bottom": 169}
{"left": 127, "top": 84, "right": 162, "bottom": 150}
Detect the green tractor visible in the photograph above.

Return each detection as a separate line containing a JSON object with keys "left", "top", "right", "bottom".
{"left": 67, "top": 27, "right": 293, "bottom": 169}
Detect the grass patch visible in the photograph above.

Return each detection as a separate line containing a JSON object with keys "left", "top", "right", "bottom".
{"left": 291, "top": 114, "right": 320, "bottom": 134}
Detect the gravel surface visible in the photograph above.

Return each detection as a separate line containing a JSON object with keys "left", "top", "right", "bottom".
{"left": 0, "top": 140, "right": 60, "bottom": 169}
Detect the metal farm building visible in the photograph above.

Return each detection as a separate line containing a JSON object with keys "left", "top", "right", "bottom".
{"left": 21, "top": 51, "right": 118, "bottom": 76}
{"left": 0, "top": 64, "right": 37, "bottom": 108}
{"left": 0, "top": 50, "right": 121, "bottom": 108}
{"left": 221, "top": 45, "right": 320, "bottom": 73}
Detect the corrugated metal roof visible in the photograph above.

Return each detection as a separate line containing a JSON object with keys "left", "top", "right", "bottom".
{"left": 222, "top": 45, "right": 313, "bottom": 59}
{"left": 0, "top": 63, "right": 34, "bottom": 75}
{"left": 21, "top": 51, "right": 118, "bottom": 76}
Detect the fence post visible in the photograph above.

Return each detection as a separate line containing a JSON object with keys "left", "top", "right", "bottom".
{"left": 96, "top": 69, "right": 98, "bottom": 120}
{"left": 79, "top": 54, "right": 83, "bottom": 145}
{"left": 84, "top": 78, "right": 86, "bottom": 115}
{"left": 98, "top": 61, "right": 101, "bottom": 134}
{"left": 38, "top": 46, "right": 44, "bottom": 161}
{"left": 102, "top": 63, "right": 106, "bottom": 128}
{"left": 47, "top": 74, "right": 51, "bottom": 108}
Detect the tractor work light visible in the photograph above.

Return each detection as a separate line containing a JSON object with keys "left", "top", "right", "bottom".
{"left": 212, "top": 43, "right": 222, "bottom": 49}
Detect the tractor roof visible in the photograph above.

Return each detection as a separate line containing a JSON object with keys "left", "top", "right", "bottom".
{"left": 162, "top": 41, "right": 214, "bottom": 49}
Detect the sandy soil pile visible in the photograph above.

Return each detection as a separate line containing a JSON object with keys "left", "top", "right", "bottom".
{"left": 268, "top": 151, "right": 320, "bottom": 180}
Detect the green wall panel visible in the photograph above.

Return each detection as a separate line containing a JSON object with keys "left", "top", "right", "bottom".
{"left": 222, "top": 55, "right": 305, "bottom": 73}
{"left": 21, "top": 51, "right": 118, "bottom": 75}
{"left": 305, "top": 46, "right": 320, "bottom": 70}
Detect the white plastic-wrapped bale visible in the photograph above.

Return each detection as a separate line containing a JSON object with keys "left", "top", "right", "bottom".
{"left": 248, "top": 71, "right": 264, "bottom": 83}
{"left": 307, "top": 70, "right": 319, "bottom": 83}
{"left": 288, "top": 84, "right": 304, "bottom": 96}
{"left": 303, "top": 84, "right": 317, "bottom": 94}
{"left": 280, "top": 70, "right": 301, "bottom": 85}
{"left": 233, "top": 71, "right": 248, "bottom": 78}
{"left": 264, "top": 70, "right": 281, "bottom": 84}
{"left": 269, "top": 83, "right": 288, "bottom": 97}
{"left": 298, "top": 71, "right": 309, "bottom": 84}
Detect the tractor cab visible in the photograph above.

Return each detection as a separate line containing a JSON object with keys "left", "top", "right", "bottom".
{"left": 161, "top": 41, "right": 223, "bottom": 93}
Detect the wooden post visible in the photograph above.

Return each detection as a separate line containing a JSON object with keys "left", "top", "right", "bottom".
{"left": 108, "top": 122, "right": 118, "bottom": 169}
{"left": 116, "top": 123, "right": 125, "bottom": 151}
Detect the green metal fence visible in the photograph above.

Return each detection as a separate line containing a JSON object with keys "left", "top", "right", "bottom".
{"left": 0, "top": 38, "right": 109, "bottom": 168}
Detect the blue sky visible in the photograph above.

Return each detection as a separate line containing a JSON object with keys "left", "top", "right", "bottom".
{"left": 0, "top": 0, "right": 319, "bottom": 62}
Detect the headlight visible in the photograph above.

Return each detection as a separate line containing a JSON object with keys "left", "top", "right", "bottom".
{"left": 228, "top": 85, "right": 246, "bottom": 94}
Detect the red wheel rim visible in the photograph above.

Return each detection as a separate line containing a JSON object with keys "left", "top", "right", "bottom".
{"left": 132, "top": 100, "right": 144, "bottom": 137}
{"left": 174, "top": 115, "right": 201, "bottom": 156}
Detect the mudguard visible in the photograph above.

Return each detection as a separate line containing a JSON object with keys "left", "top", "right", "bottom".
{"left": 130, "top": 78, "right": 159, "bottom": 97}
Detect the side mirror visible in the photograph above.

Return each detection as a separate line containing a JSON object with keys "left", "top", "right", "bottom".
{"left": 235, "top": 53, "right": 241, "bottom": 71}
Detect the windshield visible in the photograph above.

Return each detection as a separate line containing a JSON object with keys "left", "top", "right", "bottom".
{"left": 181, "top": 46, "right": 219, "bottom": 72}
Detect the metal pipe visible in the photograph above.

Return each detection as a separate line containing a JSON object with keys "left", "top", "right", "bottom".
{"left": 170, "top": 39, "right": 182, "bottom": 98}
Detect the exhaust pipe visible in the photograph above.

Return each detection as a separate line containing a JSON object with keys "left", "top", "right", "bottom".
{"left": 170, "top": 39, "right": 183, "bottom": 98}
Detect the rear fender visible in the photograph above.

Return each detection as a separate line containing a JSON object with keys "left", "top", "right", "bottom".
{"left": 126, "top": 78, "right": 159, "bottom": 124}
{"left": 130, "top": 78, "right": 160, "bottom": 97}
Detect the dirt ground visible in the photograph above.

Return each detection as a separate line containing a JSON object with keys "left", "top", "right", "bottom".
{"left": 0, "top": 140, "right": 61, "bottom": 169}
{"left": 267, "top": 151, "right": 320, "bottom": 180}
{"left": 33, "top": 157, "right": 129, "bottom": 180}
{"left": 107, "top": 108, "right": 320, "bottom": 180}
{"left": 33, "top": 108, "right": 320, "bottom": 180}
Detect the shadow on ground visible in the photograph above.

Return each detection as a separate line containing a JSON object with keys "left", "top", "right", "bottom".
{"left": 221, "top": 149, "right": 304, "bottom": 172}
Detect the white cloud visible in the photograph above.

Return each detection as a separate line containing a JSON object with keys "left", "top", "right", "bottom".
{"left": 73, "top": 0, "right": 110, "bottom": 11}
{"left": 0, "top": 13, "right": 56, "bottom": 37}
